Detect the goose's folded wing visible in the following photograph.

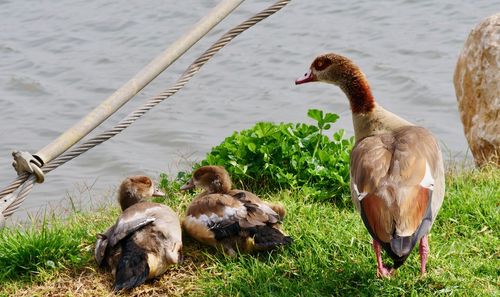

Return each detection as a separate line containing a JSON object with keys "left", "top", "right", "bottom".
{"left": 350, "top": 127, "right": 442, "bottom": 246}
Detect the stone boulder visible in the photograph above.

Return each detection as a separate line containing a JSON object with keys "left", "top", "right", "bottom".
{"left": 454, "top": 13, "right": 500, "bottom": 167}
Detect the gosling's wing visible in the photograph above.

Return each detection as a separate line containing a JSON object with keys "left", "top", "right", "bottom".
{"left": 107, "top": 206, "right": 157, "bottom": 248}
{"left": 95, "top": 224, "right": 115, "bottom": 266}
{"left": 185, "top": 193, "right": 247, "bottom": 241}
{"left": 229, "top": 190, "right": 281, "bottom": 225}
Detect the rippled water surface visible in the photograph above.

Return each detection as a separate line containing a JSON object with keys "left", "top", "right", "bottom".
{"left": 0, "top": 0, "right": 496, "bottom": 220}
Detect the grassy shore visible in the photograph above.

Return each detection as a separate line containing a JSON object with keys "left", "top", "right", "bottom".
{"left": 0, "top": 166, "right": 498, "bottom": 296}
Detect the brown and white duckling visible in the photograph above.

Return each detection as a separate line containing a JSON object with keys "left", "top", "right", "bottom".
{"left": 296, "top": 53, "right": 445, "bottom": 277}
{"left": 180, "top": 165, "right": 292, "bottom": 256}
{"left": 95, "top": 176, "right": 183, "bottom": 291}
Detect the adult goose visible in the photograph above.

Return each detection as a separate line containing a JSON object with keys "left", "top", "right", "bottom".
{"left": 95, "top": 176, "right": 183, "bottom": 291}
{"left": 296, "top": 53, "right": 445, "bottom": 277}
{"left": 180, "top": 165, "right": 291, "bottom": 256}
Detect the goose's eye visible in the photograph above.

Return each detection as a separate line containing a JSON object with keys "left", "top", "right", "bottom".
{"left": 314, "top": 58, "right": 331, "bottom": 71}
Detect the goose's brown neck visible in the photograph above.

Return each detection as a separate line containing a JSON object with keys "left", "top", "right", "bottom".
{"left": 338, "top": 63, "right": 413, "bottom": 140}
{"left": 340, "top": 74, "right": 375, "bottom": 114}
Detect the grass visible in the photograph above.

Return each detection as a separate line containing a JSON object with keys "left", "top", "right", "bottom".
{"left": 0, "top": 166, "right": 498, "bottom": 296}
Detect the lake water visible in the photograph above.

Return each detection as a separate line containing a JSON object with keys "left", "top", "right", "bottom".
{"left": 0, "top": 0, "right": 495, "bottom": 221}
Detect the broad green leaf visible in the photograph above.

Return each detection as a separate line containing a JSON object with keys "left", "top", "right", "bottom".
{"left": 324, "top": 113, "right": 339, "bottom": 123}
{"left": 247, "top": 142, "right": 257, "bottom": 152}
{"left": 307, "top": 109, "right": 323, "bottom": 122}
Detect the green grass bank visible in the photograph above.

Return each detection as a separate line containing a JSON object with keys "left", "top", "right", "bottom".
{"left": 0, "top": 165, "right": 498, "bottom": 296}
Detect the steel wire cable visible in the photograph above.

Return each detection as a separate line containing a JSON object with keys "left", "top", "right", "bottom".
{"left": 0, "top": 0, "right": 291, "bottom": 220}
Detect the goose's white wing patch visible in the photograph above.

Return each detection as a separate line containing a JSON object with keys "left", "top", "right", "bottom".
{"left": 419, "top": 161, "right": 435, "bottom": 190}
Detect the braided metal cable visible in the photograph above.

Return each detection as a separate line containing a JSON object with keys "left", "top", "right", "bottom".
{"left": 1, "top": 0, "right": 291, "bottom": 220}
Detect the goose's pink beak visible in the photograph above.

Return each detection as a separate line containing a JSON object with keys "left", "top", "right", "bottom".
{"left": 295, "top": 69, "right": 316, "bottom": 85}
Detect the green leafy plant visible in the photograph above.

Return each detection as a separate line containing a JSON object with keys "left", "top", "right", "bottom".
{"left": 196, "top": 109, "right": 354, "bottom": 202}
{"left": 158, "top": 172, "right": 188, "bottom": 194}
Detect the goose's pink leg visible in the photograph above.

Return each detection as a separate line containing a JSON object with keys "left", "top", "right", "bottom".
{"left": 419, "top": 234, "right": 429, "bottom": 275}
{"left": 373, "top": 239, "right": 394, "bottom": 278}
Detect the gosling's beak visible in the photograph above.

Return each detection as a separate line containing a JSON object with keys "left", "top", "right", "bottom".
{"left": 180, "top": 178, "right": 195, "bottom": 191}
{"left": 152, "top": 188, "right": 165, "bottom": 197}
{"left": 295, "top": 69, "right": 316, "bottom": 85}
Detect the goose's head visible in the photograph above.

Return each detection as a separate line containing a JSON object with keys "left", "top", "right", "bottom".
{"left": 295, "top": 52, "right": 375, "bottom": 114}
{"left": 180, "top": 165, "right": 232, "bottom": 194}
{"left": 118, "top": 176, "right": 164, "bottom": 211}
{"left": 295, "top": 53, "right": 363, "bottom": 86}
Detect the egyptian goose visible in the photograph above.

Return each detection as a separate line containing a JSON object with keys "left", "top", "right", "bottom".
{"left": 95, "top": 176, "right": 183, "bottom": 291}
{"left": 296, "top": 53, "right": 445, "bottom": 277}
{"left": 180, "top": 165, "right": 291, "bottom": 256}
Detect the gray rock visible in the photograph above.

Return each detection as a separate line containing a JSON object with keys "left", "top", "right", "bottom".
{"left": 454, "top": 13, "right": 500, "bottom": 167}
